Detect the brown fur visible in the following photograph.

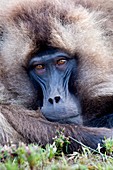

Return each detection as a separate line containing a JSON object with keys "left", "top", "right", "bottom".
{"left": 0, "top": 0, "right": 113, "bottom": 151}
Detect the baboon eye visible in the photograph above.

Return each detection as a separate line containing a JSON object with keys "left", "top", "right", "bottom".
{"left": 35, "top": 64, "right": 45, "bottom": 70}
{"left": 57, "top": 59, "right": 67, "bottom": 65}
{"left": 34, "top": 64, "right": 46, "bottom": 74}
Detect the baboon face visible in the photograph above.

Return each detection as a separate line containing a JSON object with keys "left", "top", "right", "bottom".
{"left": 28, "top": 47, "right": 82, "bottom": 124}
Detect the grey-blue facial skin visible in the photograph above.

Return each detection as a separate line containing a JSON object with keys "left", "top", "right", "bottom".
{"left": 28, "top": 48, "right": 82, "bottom": 125}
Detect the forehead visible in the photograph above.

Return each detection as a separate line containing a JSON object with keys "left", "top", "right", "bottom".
{"left": 30, "top": 49, "right": 69, "bottom": 64}
{"left": 3, "top": 0, "right": 95, "bottom": 55}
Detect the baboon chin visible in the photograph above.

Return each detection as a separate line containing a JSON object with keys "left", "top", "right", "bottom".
{"left": 0, "top": 0, "right": 113, "bottom": 152}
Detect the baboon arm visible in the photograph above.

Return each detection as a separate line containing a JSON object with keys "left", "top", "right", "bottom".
{"left": 1, "top": 105, "right": 113, "bottom": 152}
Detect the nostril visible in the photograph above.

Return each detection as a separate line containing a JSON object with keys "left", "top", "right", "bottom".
{"left": 55, "top": 96, "right": 60, "bottom": 103}
{"left": 48, "top": 98, "right": 53, "bottom": 104}
{"left": 48, "top": 96, "right": 61, "bottom": 104}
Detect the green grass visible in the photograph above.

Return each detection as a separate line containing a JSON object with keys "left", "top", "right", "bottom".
{"left": 0, "top": 132, "right": 113, "bottom": 170}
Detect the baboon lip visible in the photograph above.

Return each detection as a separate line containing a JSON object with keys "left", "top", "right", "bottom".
{"left": 47, "top": 114, "right": 80, "bottom": 122}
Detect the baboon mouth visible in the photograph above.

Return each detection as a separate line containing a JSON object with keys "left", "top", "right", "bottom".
{"left": 46, "top": 114, "right": 80, "bottom": 122}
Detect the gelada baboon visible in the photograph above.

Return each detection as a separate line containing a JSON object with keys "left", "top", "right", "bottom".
{"left": 0, "top": 0, "right": 113, "bottom": 152}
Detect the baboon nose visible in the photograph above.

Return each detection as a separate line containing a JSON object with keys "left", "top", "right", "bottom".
{"left": 48, "top": 96, "right": 61, "bottom": 104}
